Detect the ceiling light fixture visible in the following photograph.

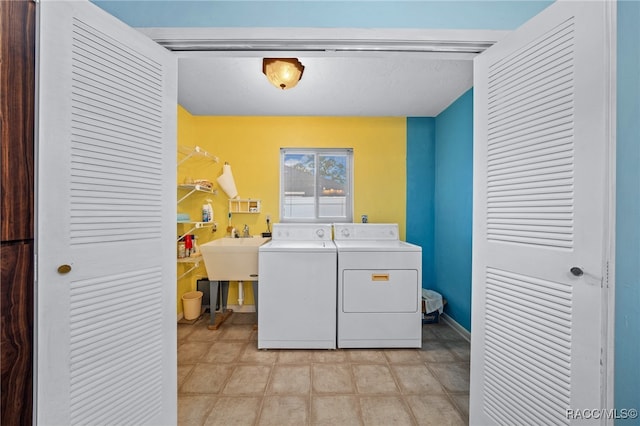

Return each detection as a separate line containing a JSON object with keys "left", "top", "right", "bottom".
{"left": 262, "top": 58, "right": 305, "bottom": 90}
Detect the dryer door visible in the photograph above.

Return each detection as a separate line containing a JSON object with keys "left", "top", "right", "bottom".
{"left": 342, "top": 269, "right": 419, "bottom": 313}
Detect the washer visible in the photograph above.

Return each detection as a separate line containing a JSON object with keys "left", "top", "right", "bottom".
{"left": 258, "top": 223, "right": 337, "bottom": 349}
{"left": 334, "top": 223, "right": 422, "bottom": 348}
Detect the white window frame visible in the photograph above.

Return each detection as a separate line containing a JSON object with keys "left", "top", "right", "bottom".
{"left": 279, "top": 148, "right": 353, "bottom": 223}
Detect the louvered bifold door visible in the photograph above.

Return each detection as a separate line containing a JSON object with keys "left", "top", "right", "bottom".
{"left": 470, "top": 1, "right": 612, "bottom": 425}
{"left": 36, "top": 1, "right": 177, "bottom": 425}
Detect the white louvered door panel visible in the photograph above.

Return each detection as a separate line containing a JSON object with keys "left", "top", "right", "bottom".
{"left": 36, "top": 1, "right": 177, "bottom": 425}
{"left": 470, "top": 1, "right": 613, "bottom": 425}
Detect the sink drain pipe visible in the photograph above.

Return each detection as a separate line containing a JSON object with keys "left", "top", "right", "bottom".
{"left": 238, "top": 281, "right": 244, "bottom": 306}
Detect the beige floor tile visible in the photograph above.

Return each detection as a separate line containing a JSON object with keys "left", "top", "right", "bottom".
{"left": 203, "top": 341, "right": 246, "bottom": 364}
{"left": 421, "top": 326, "right": 440, "bottom": 341}
{"left": 311, "top": 395, "right": 362, "bottom": 425}
{"left": 444, "top": 340, "right": 471, "bottom": 362}
{"left": 187, "top": 324, "right": 223, "bottom": 342}
{"left": 219, "top": 324, "right": 254, "bottom": 341}
{"left": 384, "top": 349, "right": 424, "bottom": 364}
{"left": 346, "top": 350, "right": 387, "bottom": 363}
{"left": 223, "top": 365, "right": 272, "bottom": 395}
{"left": 178, "top": 341, "right": 213, "bottom": 364}
{"left": 230, "top": 312, "right": 257, "bottom": 325}
{"left": 178, "top": 312, "right": 470, "bottom": 425}
{"left": 178, "top": 324, "right": 196, "bottom": 341}
{"left": 258, "top": 396, "right": 309, "bottom": 426}
{"left": 312, "top": 350, "right": 348, "bottom": 363}
{"left": 204, "top": 396, "right": 262, "bottom": 426}
{"left": 267, "top": 365, "right": 311, "bottom": 395}
{"left": 430, "top": 324, "right": 466, "bottom": 341}
{"left": 181, "top": 363, "right": 233, "bottom": 394}
{"left": 405, "top": 394, "right": 465, "bottom": 426}
{"left": 178, "top": 395, "right": 216, "bottom": 426}
{"left": 392, "top": 364, "right": 445, "bottom": 394}
{"left": 239, "top": 344, "right": 279, "bottom": 364}
{"left": 420, "top": 340, "right": 457, "bottom": 363}
{"left": 277, "top": 350, "right": 313, "bottom": 364}
{"left": 450, "top": 393, "right": 469, "bottom": 423}
{"left": 352, "top": 364, "right": 399, "bottom": 394}
{"left": 178, "top": 363, "right": 195, "bottom": 388}
{"left": 312, "top": 364, "right": 355, "bottom": 394}
{"left": 359, "top": 396, "right": 413, "bottom": 426}
{"left": 428, "top": 363, "right": 470, "bottom": 393}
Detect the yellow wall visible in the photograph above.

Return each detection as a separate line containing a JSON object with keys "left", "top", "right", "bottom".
{"left": 177, "top": 107, "right": 407, "bottom": 314}
{"left": 177, "top": 105, "right": 204, "bottom": 313}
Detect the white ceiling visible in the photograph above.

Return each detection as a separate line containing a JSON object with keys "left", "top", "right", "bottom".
{"left": 140, "top": 28, "right": 507, "bottom": 117}
{"left": 177, "top": 54, "right": 473, "bottom": 117}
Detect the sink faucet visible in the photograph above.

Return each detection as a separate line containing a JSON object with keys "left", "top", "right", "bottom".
{"left": 242, "top": 224, "right": 250, "bottom": 238}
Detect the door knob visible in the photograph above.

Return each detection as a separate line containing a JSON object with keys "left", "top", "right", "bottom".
{"left": 570, "top": 267, "right": 584, "bottom": 277}
{"left": 57, "top": 264, "right": 72, "bottom": 274}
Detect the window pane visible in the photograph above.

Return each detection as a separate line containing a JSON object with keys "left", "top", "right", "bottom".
{"left": 282, "top": 153, "right": 316, "bottom": 219}
{"left": 280, "top": 148, "right": 352, "bottom": 222}
{"left": 318, "top": 155, "right": 347, "bottom": 218}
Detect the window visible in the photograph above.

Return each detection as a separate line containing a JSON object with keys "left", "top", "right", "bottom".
{"left": 280, "top": 148, "right": 353, "bottom": 222}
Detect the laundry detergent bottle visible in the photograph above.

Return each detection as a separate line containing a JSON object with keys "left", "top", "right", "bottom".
{"left": 202, "top": 199, "right": 214, "bottom": 223}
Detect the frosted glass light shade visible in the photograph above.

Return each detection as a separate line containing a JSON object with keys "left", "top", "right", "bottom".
{"left": 262, "top": 58, "right": 305, "bottom": 90}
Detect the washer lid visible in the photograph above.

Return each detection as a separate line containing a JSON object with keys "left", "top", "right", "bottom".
{"left": 260, "top": 240, "right": 337, "bottom": 252}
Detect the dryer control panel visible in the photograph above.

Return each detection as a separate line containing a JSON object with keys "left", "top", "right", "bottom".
{"left": 333, "top": 223, "right": 399, "bottom": 240}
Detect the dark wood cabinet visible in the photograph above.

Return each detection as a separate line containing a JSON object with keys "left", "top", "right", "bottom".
{"left": 1, "top": 0, "right": 35, "bottom": 242}
{"left": 1, "top": 1, "right": 35, "bottom": 425}
{"left": 1, "top": 241, "right": 34, "bottom": 425}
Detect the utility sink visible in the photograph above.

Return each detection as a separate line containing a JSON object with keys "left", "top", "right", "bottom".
{"left": 200, "top": 237, "right": 271, "bottom": 281}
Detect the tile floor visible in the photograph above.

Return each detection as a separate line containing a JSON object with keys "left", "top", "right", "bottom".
{"left": 178, "top": 312, "right": 470, "bottom": 426}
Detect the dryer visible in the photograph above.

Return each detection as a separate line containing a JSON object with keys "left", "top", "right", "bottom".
{"left": 258, "top": 223, "right": 337, "bottom": 349}
{"left": 334, "top": 223, "right": 422, "bottom": 348}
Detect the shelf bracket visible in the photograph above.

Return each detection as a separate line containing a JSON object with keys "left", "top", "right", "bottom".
{"left": 177, "top": 188, "right": 198, "bottom": 205}
{"left": 177, "top": 145, "right": 219, "bottom": 167}
{"left": 177, "top": 222, "right": 217, "bottom": 241}
{"left": 178, "top": 260, "right": 201, "bottom": 280}
{"left": 177, "top": 184, "right": 217, "bottom": 205}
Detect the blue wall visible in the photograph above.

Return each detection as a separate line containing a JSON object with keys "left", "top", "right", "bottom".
{"left": 433, "top": 89, "right": 474, "bottom": 331}
{"left": 93, "top": 1, "right": 551, "bottom": 29}
{"left": 406, "top": 118, "right": 436, "bottom": 289}
{"left": 406, "top": 95, "right": 474, "bottom": 333}
{"left": 615, "top": 0, "right": 640, "bottom": 421}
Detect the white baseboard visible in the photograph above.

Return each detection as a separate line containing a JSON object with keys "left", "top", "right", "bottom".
{"left": 441, "top": 313, "right": 471, "bottom": 342}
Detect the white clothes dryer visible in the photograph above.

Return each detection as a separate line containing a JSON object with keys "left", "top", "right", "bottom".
{"left": 334, "top": 223, "right": 422, "bottom": 348}
{"left": 258, "top": 223, "right": 337, "bottom": 349}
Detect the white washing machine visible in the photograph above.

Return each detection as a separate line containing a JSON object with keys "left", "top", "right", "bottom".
{"left": 258, "top": 223, "right": 337, "bottom": 349}
{"left": 334, "top": 223, "right": 422, "bottom": 348}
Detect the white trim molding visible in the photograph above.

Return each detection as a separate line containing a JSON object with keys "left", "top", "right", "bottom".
{"left": 137, "top": 27, "right": 508, "bottom": 54}
{"left": 603, "top": 0, "right": 617, "bottom": 420}
{"left": 440, "top": 313, "right": 471, "bottom": 342}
